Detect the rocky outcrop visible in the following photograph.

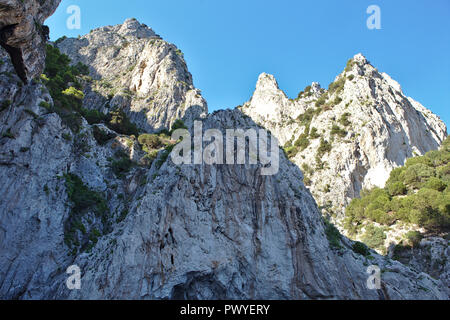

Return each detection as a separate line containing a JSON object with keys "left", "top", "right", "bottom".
{"left": 0, "top": 74, "right": 448, "bottom": 298}
{"left": 0, "top": 8, "right": 448, "bottom": 299}
{"left": 55, "top": 18, "right": 208, "bottom": 132}
{"left": 0, "top": 0, "right": 61, "bottom": 82}
{"left": 241, "top": 54, "right": 447, "bottom": 223}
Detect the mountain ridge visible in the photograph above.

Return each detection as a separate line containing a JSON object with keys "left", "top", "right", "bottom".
{"left": 0, "top": 12, "right": 448, "bottom": 299}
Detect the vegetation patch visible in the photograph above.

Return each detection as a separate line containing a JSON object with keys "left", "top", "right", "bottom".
{"left": 63, "top": 173, "right": 109, "bottom": 255}
{"left": 352, "top": 241, "right": 370, "bottom": 256}
{"left": 324, "top": 218, "right": 342, "bottom": 249}
{"left": 344, "top": 137, "right": 450, "bottom": 234}
{"left": 361, "top": 224, "right": 386, "bottom": 250}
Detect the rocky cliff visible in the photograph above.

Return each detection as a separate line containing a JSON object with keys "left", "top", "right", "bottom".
{"left": 0, "top": 15, "right": 448, "bottom": 299}
{"left": 55, "top": 18, "right": 208, "bottom": 132}
{"left": 0, "top": 0, "right": 61, "bottom": 82}
{"left": 241, "top": 54, "right": 447, "bottom": 223}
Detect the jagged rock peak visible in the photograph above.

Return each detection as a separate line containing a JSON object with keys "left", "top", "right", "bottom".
{"left": 0, "top": 0, "right": 61, "bottom": 82}
{"left": 89, "top": 18, "right": 158, "bottom": 40}
{"left": 256, "top": 73, "right": 280, "bottom": 90}
{"left": 311, "top": 82, "right": 321, "bottom": 93}
{"left": 56, "top": 17, "right": 207, "bottom": 132}
{"left": 352, "top": 53, "right": 369, "bottom": 65}
{"left": 242, "top": 53, "right": 447, "bottom": 224}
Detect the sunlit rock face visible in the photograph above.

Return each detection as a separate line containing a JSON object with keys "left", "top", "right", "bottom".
{"left": 56, "top": 18, "right": 208, "bottom": 133}
{"left": 241, "top": 53, "right": 447, "bottom": 222}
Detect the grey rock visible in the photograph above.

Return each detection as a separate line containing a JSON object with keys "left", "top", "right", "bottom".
{"left": 0, "top": 0, "right": 61, "bottom": 81}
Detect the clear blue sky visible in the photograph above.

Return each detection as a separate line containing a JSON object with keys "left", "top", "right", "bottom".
{"left": 46, "top": 0, "right": 450, "bottom": 128}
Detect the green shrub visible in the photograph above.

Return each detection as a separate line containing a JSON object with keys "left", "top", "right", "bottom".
{"left": 344, "top": 136, "right": 450, "bottom": 232}
{"left": 352, "top": 241, "right": 370, "bottom": 256}
{"left": 92, "top": 126, "right": 115, "bottom": 145}
{"left": 81, "top": 108, "right": 107, "bottom": 125}
{"left": 315, "top": 93, "right": 328, "bottom": 108}
{"left": 317, "top": 138, "right": 332, "bottom": 157}
{"left": 331, "top": 124, "right": 347, "bottom": 138}
{"left": 107, "top": 110, "right": 140, "bottom": 136}
{"left": 294, "top": 133, "right": 310, "bottom": 151}
{"left": 324, "top": 219, "right": 342, "bottom": 249}
{"left": 424, "top": 177, "right": 446, "bottom": 191}
{"left": 138, "top": 134, "right": 162, "bottom": 151}
{"left": 387, "top": 181, "right": 407, "bottom": 196}
{"left": 345, "top": 59, "right": 355, "bottom": 72}
{"left": 328, "top": 77, "right": 346, "bottom": 95}
{"left": 309, "top": 127, "right": 320, "bottom": 139}
{"left": 110, "top": 151, "right": 135, "bottom": 178}
{"left": 284, "top": 145, "right": 298, "bottom": 158}
{"left": 361, "top": 225, "right": 386, "bottom": 249}
{"left": 64, "top": 173, "right": 108, "bottom": 217}
{"left": 41, "top": 44, "right": 91, "bottom": 132}
{"left": 405, "top": 231, "right": 423, "bottom": 247}
{"left": 339, "top": 113, "right": 351, "bottom": 127}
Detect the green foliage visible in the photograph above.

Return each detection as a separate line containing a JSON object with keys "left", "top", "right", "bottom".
{"left": 345, "top": 59, "right": 356, "bottom": 72}
{"left": 64, "top": 173, "right": 107, "bottom": 217}
{"left": 170, "top": 119, "right": 187, "bottom": 134}
{"left": 294, "top": 133, "right": 310, "bottom": 151}
{"left": 284, "top": 145, "right": 298, "bottom": 159}
{"left": 81, "top": 108, "right": 107, "bottom": 125}
{"left": 309, "top": 127, "right": 320, "bottom": 139}
{"left": 109, "top": 151, "right": 135, "bottom": 178}
{"left": 317, "top": 138, "right": 332, "bottom": 157}
{"left": 107, "top": 109, "right": 140, "bottom": 136}
{"left": 328, "top": 77, "right": 346, "bottom": 96}
{"left": 315, "top": 93, "right": 328, "bottom": 108}
{"left": 361, "top": 225, "right": 386, "bottom": 250}
{"left": 387, "top": 181, "right": 407, "bottom": 196}
{"left": 405, "top": 231, "right": 423, "bottom": 247}
{"left": 331, "top": 124, "right": 347, "bottom": 138}
{"left": 92, "top": 126, "right": 116, "bottom": 145}
{"left": 345, "top": 137, "right": 450, "bottom": 233}
{"left": 352, "top": 241, "right": 370, "bottom": 256}
{"left": 41, "top": 44, "right": 90, "bottom": 132}
{"left": 324, "top": 219, "right": 342, "bottom": 249}
{"left": 138, "top": 134, "right": 162, "bottom": 151}
{"left": 339, "top": 112, "right": 351, "bottom": 127}
{"left": 63, "top": 173, "right": 108, "bottom": 253}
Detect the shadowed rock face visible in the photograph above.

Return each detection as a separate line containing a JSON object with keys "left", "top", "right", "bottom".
{"left": 0, "top": 0, "right": 61, "bottom": 82}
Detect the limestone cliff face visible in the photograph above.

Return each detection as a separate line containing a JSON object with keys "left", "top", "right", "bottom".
{"left": 0, "top": 0, "right": 61, "bottom": 81}
{"left": 241, "top": 54, "right": 447, "bottom": 222}
{"left": 0, "top": 7, "right": 449, "bottom": 299}
{"left": 56, "top": 19, "right": 208, "bottom": 132}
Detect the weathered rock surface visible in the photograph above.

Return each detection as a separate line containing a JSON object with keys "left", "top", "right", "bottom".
{"left": 56, "top": 19, "right": 208, "bottom": 132}
{"left": 0, "top": 11, "right": 448, "bottom": 299}
{"left": 241, "top": 54, "right": 447, "bottom": 223}
{"left": 0, "top": 0, "right": 61, "bottom": 81}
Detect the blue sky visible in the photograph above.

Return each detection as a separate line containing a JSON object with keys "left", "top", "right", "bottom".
{"left": 47, "top": 0, "right": 450, "bottom": 127}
